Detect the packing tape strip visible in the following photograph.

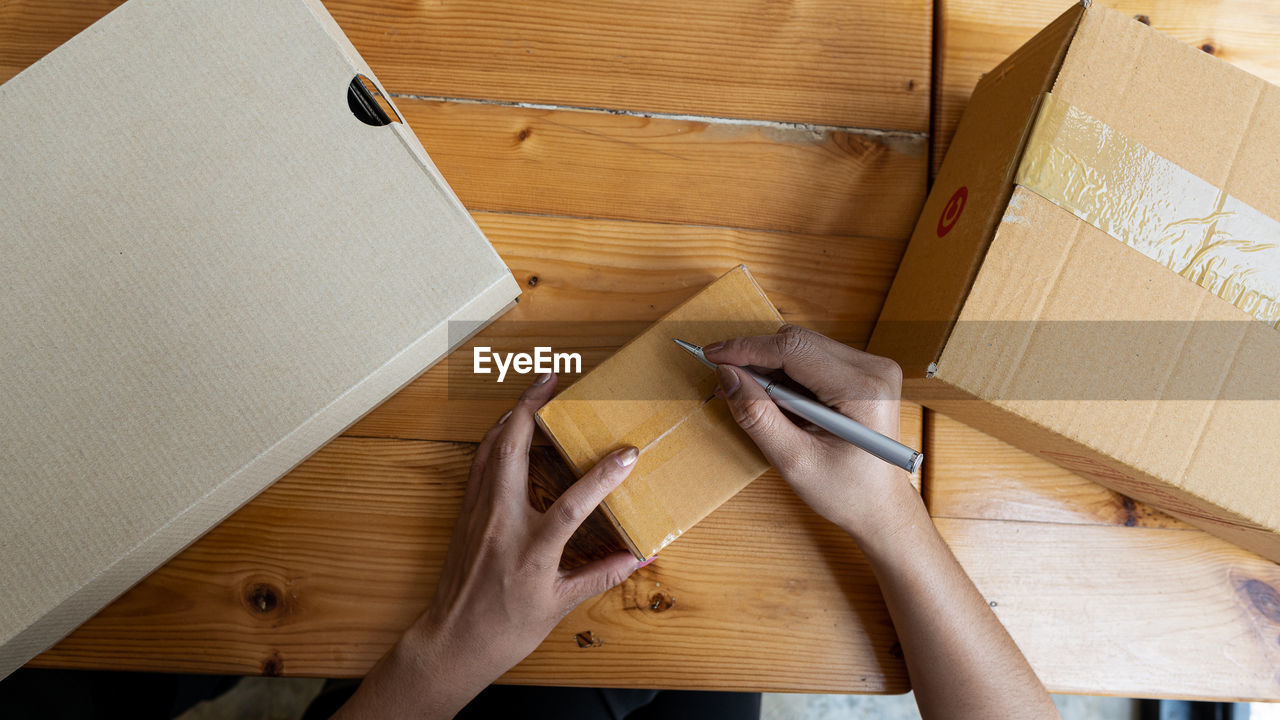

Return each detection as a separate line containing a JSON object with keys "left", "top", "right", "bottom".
{"left": 1016, "top": 92, "right": 1280, "bottom": 328}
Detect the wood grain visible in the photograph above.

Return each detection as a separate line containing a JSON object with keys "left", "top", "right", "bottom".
{"left": 33, "top": 436, "right": 913, "bottom": 692}
{"left": 1, "top": 6, "right": 926, "bottom": 239}
{"left": 324, "top": 0, "right": 933, "bottom": 132}
{"left": 348, "top": 211, "right": 911, "bottom": 442}
{"left": 7, "top": 0, "right": 930, "bottom": 688}
{"left": 0, "top": 0, "right": 932, "bottom": 131}
{"left": 399, "top": 98, "right": 926, "bottom": 238}
{"left": 926, "top": 412, "right": 1280, "bottom": 700}
{"left": 934, "top": 0, "right": 1280, "bottom": 173}
{"left": 924, "top": 413, "right": 1186, "bottom": 529}
{"left": 15, "top": 0, "right": 1275, "bottom": 699}
{"left": 936, "top": 516, "right": 1280, "bottom": 700}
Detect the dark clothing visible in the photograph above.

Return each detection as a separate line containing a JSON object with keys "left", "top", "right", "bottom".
{"left": 306, "top": 679, "right": 761, "bottom": 720}
{"left": 0, "top": 668, "right": 762, "bottom": 719}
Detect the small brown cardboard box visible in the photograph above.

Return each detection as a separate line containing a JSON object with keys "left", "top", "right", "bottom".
{"left": 536, "top": 266, "right": 785, "bottom": 561}
{"left": 870, "top": 2, "right": 1280, "bottom": 562}
{"left": 0, "top": 0, "right": 520, "bottom": 677}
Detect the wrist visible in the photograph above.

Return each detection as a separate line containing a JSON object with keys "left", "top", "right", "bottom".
{"left": 840, "top": 481, "right": 935, "bottom": 561}
{"left": 387, "top": 616, "right": 500, "bottom": 717}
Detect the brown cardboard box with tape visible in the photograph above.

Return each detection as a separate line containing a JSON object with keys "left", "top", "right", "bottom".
{"left": 536, "top": 266, "right": 785, "bottom": 561}
{"left": 870, "top": 2, "right": 1280, "bottom": 562}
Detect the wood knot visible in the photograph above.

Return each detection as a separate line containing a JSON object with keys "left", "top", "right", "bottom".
{"left": 517, "top": 127, "right": 532, "bottom": 142}
{"left": 245, "top": 583, "right": 279, "bottom": 615}
{"left": 1240, "top": 579, "right": 1280, "bottom": 623}
{"left": 1200, "top": 43, "right": 1216, "bottom": 55}
{"left": 527, "top": 274, "right": 539, "bottom": 287}
{"left": 648, "top": 592, "right": 674, "bottom": 612}
{"left": 1133, "top": 14, "right": 1150, "bottom": 25}
{"left": 242, "top": 578, "right": 294, "bottom": 620}
{"left": 574, "top": 631, "right": 603, "bottom": 648}
{"left": 1119, "top": 496, "right": 1138, "bottom": 527}
{"left": 261, "top": 650, "right": 284, "bottom": 676}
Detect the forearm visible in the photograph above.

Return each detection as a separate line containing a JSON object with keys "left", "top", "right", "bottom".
{"left": 852, "top": 489, "right": 1059, "bottom": 720}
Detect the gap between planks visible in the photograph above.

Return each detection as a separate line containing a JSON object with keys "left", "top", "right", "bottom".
{"left": 387, "top": 92, "right": 930, "bottom": 141}
{"left": 466, "top": 206, "right": 886, "bottom": 237}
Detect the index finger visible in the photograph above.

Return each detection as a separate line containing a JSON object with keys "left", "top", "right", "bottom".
{"left": 538, "top": 446, "right": 638, "bottom": 553}
{"left": 488, "top": 372, "right": 558, "bottom": 501}
{"left": 703, "top": 325, "right": 901, "bottom": 405}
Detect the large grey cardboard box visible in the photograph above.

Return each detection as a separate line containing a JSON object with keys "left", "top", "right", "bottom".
{"left": 0, "top": 0, "right": 520, "bottom": 677}
{"left": 870, "top": 3, "right": 1280, "bottom": 563}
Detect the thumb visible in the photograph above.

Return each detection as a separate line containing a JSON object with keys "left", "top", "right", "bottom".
{"left": 559, "top": 552, "right": 645, "bottom": 608}
{"left": 716, "top": 364, "right": 809, "bottom": 474}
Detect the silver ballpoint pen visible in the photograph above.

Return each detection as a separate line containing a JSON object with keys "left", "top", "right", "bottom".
{"left": 674, "top": 338, "right": 923, "bottom": 474}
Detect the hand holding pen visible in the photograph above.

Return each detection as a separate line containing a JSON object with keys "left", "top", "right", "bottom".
{"left": 687, "top": 325, "right": 922, "bottom": 541}
{"left": 676, "top": 338, "right": 921, "bottom": 473}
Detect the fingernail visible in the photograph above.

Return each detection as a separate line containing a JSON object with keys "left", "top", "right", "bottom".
{"left": 636, "top": 556, "right": 657, "bottom": 568}
{"left": 703, "top": 341, "right": 724, "bottom": 355}
{"left": 716, "top": 364, "right": 740, "bottom": 396}
{"left": 534, "top": 372, "right": 553, "bottom": 385}
{"left": 616, "top": 446, "right": 639, "bottom": 467}
{"left": 498, "top": 410, "right": 512, "bottom": 424}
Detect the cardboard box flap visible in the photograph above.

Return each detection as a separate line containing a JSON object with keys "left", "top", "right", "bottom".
{"left": 868, "top": 3, "right": 1084, "bottom": 375}
{"left": 0, "top": 0, "right": 519, "bottom": 677}
{"left": 1052, "top": 5, "right": 1280, "bottom": 222}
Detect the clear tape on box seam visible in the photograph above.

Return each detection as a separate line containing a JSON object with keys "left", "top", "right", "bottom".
{"left": 1015, "top": 91, "right": 1280, "bottom": 329}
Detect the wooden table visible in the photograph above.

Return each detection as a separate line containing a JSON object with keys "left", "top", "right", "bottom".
{"left": 6, "top": 0, "right": 1279, "bottom": 700}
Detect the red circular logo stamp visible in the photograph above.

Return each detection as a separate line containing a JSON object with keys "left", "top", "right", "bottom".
{"left": 936, "top": 186, "right": 968, "bottom": 237}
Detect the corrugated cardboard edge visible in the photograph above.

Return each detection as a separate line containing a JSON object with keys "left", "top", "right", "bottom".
{"left": 916, "top": 379, "right": 1280, "bottom": 561}
{"left": 535, "top": 265, "right": 783, "bottom": 561}
{"left": 867, "top": 2, "right": 1084, "bottom": 375}
{"left": 3, "top": 278, "right": 517, "bottom": 677}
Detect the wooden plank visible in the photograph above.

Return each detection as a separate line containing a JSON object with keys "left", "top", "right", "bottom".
{"left": 1, "top": 14, "right": 926, "bottom": 238}
{"left": 400, "top": 99, "right": 926, "bottom": 238}
{"left": 924, "top": 413, "right": 1185, "bottom": 529}
{"left": 934, "top": 0, "right": 1280, "bottom": 173}
{"left": 936, "top": 517, "right": 1280, "bottom": 700}
{"left": 0, "top": 1, "right": 120, "bottom": 83}
{"left": 329, "top": 0, "right": 932, "bottom": 130}
{"left": 926, "top": 413, "right": 1280, "bottom": 700}
{"left": 348, "top": 211, "right": 911, "bottom": 442}
{"left": 34, "top": 436, "right": 912, "bottom": 693}
{"left": 0, "top": 0, "right": 931, "bottom": 131}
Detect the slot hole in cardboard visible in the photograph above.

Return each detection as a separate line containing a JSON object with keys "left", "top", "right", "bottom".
{"left": 347, "top": 74, "right": 400, "bottom": 126}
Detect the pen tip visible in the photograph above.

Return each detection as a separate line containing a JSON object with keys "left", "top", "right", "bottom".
{"left": 673, "top": 338, "right": 717, "bottom": 370}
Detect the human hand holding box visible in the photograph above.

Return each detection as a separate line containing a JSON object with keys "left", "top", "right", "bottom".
{"left": 535, "top": 265, "right": 784, "bottom": 560}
